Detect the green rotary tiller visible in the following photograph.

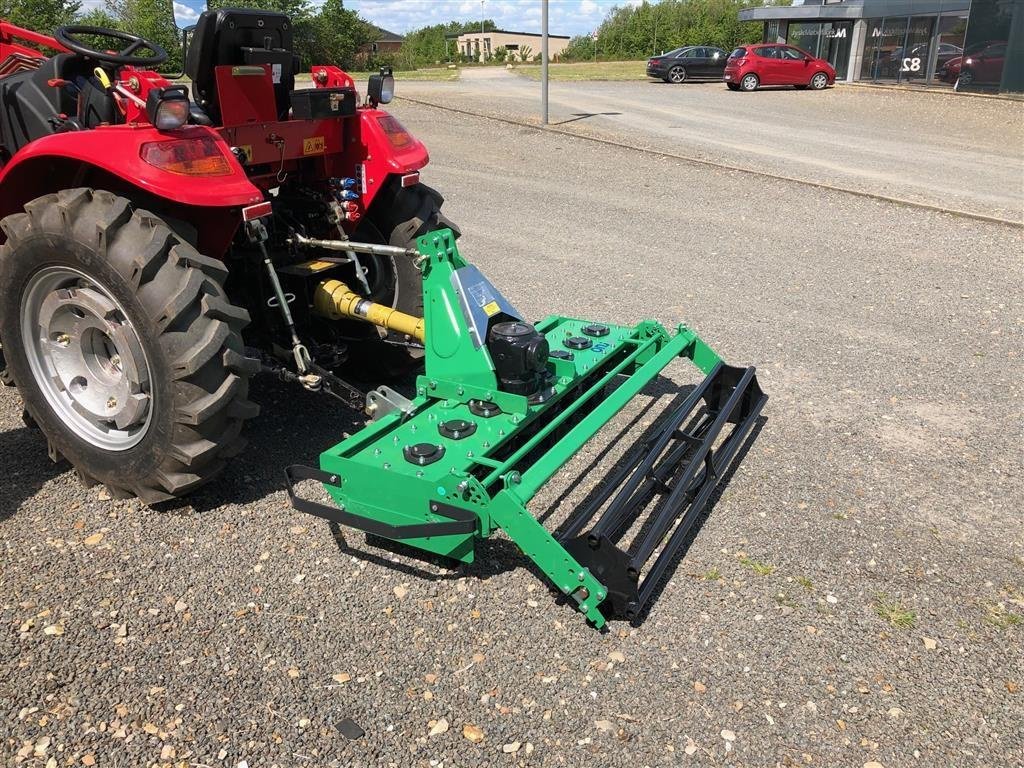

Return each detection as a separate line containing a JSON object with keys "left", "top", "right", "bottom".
{"left": 286, "top": 230, "right": 766, "bottom": 628}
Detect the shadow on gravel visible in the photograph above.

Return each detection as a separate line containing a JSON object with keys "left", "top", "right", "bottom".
{"left": 334, "top": 525, "right": 526, "bottom": 584}
{"left": 0, "top": 424, "right": 65, "bottom": 521}
{"left": 554, "top": 111, "right": 622, "bottom": 126}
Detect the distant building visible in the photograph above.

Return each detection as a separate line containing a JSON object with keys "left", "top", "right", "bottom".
{"left": 739, "top": 0, "right": 1023, "bottom": 93}
{"left": 447, "top": 29, "right": 571, "bottom": 62}
{"left": 359, "top": 26, "right": 404, "bottom": 58}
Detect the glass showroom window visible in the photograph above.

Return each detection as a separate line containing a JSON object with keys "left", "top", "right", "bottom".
{"left": 958, "top": 0, "right": 1019, "bottom": 92}
{"left": 787, "top": 22, "right": 851, "bottom": 78}
{"left": 789, "top": 22, "right": 827, "bottom": 58}
{"left": 861, "top": 17, "right": 910, "bottom": 81}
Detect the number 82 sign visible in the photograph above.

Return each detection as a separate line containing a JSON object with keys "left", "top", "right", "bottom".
{"left": 901, "top": 57, "right": 922, "bottom": 72}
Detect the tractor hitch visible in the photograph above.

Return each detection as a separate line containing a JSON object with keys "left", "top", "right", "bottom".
{"left": 285, "top": 230, "right": 767, "bottom": 627}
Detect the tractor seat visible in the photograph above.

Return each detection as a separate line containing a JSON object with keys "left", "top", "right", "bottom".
{"left": 0, "top": 53, "right": 117, "bottom": 156}
{"left": 184, "top": 8, "right": 298, "bottom": 125}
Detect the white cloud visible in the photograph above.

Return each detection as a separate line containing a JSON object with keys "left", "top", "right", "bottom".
{"left": 173, "top": 1, "right": 200, "bottom": 25}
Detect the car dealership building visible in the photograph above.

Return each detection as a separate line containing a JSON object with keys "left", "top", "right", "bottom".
{"left": 740, "top": 0, "right": 1023, "bottom": 93}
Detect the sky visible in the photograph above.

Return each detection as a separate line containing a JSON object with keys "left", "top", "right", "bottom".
{"left": 165, "top": 0, "right": 638, "bottom": 37}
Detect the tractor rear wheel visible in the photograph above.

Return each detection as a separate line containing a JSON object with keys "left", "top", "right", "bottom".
{"left": 358, "top": 179, "right": 459, "bottom": 373}
{"left": 0, "top": 188, "right": 259, "bottom": 503}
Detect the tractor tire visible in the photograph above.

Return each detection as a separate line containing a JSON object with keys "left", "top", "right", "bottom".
{"left": 0, "top": 188, "right": 259, "bottom": 503}
{"left": 358, "top": 179, "right": 459, "bottom": 374}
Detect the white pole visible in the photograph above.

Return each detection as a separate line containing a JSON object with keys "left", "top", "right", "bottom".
{"left": 542, "top": 0, "right": 549, "bottom": 125}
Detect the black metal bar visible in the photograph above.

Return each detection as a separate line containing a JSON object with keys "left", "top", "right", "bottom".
{"left": 557, "top": 442, "right": 648, "bottom": 540}
{"left": 627, "top": 366, "right": 756, "bottom": 571}
{"left": 585, "top": 363, "right": 723, "bottom": 541}
{"left": 559, "top": 363, "right": 767, "bottom": 621}
{"left": 596, "top": 412, "right": 714, "bottom": 545}
{"left": 284, "top": 465, "right": 478, "bottom": 538}
{"left": 637, "top": 385, "right": 766, "bottom": 606}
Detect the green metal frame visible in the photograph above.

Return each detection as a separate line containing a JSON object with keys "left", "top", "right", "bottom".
{"left": 316, "top": 230, "right": 726, "bottom": 627}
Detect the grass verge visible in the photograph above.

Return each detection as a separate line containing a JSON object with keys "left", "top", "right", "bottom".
{"left": 514, "top": 61, "right": 647, "bottom": 81}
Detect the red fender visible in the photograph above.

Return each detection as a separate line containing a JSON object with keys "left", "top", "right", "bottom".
{"left": 352, "top": 108, "right": 429, "bottom": 212}
{"left": 0, "top": 124, "right": 262, "bottom": 212}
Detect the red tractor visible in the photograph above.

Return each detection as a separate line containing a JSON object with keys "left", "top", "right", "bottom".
{"left": 0, "top": 10, "right": 455, "bottom": 502}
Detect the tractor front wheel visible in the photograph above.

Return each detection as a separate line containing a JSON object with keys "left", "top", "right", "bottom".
{"left": 0, "top": 189, "right": 259, "bottom": 503}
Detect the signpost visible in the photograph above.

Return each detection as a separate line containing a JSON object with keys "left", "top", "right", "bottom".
{"left": 542, "top": 0, "right": 549, "bottom": 125}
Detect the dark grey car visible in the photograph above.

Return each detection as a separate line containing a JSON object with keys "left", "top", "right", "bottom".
{"left": 646, "top": 46, "right": 730, "bottom": 83}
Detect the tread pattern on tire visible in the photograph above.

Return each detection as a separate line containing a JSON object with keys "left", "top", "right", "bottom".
{"left": 0, "top": 188, "right": 259, "bottom": 504}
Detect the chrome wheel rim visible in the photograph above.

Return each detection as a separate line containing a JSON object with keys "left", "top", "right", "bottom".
{"left": 670, "top": 67, "right": 685, "bottom": 83}
{"left": 742, "top": 75, "right": 757, "bottom": 90}
{"left": 812, "top": 74, "right": 827, "bottom": 89}
{"left": 20, "top": 266, "right": 153, "bottom": 450}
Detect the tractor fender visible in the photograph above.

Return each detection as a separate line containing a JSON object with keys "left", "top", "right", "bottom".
{"left": 0, "top": 124, "right": 263, "bottom": 220}
{"left": 354, "top": 108, "right": 429, "bottom": 211}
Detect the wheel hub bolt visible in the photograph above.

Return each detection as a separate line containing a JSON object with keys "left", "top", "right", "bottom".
{"left": 57, "top": 333, "right": 70, "bottom": 346}
{"left": 110, "top": 354, "right": 121, "bottom": 368}
{"left": 107, "top": 397, "right": 118, "bottom": 409}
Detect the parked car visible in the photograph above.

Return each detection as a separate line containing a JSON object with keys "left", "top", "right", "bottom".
{"left": 646, "top": 46, "right": 729, "bottom": 83}
{"left": 889, "top": 42, "right": 963, "bottom": 67}
{"left": 938, "top": 41, "right": 1006, "bottom": 86}
{"left": 724, "top": 44, "right": 836, "bottom": 91}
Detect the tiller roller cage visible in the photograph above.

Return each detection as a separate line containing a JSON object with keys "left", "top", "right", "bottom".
{"left": 287, "top": 230, "right": 766, "bottom": 627}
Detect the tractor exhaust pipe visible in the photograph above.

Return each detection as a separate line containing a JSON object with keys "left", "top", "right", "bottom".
{"left": 313, "top": 279, "right": 425, "bottom": 342}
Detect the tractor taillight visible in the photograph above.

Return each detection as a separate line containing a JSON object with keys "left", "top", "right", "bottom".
{"left": 376, "top": 114, "right": 413, "bottom": 149}
{"left": 140, "top": 136, "right": 232, "bottom": 177}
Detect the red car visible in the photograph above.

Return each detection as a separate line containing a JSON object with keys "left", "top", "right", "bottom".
{"left": 939, "top": 41, "right": 1007, "bottom": 86}
{"left": 724, "top": 44, "right": 836, "bottom": 91}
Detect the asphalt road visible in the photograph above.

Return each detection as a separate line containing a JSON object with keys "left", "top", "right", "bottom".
{"left": 2, "top": 99, "right": 1023, "bottom": 768}
{"left": 402, "top": 67, "right": 1024, "bottom": 223}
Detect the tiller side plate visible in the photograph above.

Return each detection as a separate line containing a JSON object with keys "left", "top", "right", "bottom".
{"left": 286, "top": 230, "right": 766, "bottom": 628}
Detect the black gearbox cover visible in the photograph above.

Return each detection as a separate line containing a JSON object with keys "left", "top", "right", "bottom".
{"left": 487, "top": 320, "right": 549, "bottom": 397}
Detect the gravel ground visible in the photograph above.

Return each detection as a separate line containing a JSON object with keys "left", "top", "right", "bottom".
{"left": 400, "top": 67, "right": 1024, "bottom": 223}
{"left": 2, "top": 100, "right": 1023, "bottom": 768}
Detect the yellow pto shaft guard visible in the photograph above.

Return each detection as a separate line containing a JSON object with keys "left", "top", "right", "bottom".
{"left": 313, "top": 279, "right": 425, "bottom": 342}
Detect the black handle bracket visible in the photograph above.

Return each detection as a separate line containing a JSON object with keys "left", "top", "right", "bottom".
{"left": 284, "top": 465, "right": 478, "bottom": 539}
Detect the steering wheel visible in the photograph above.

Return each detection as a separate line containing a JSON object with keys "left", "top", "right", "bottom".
{"left": 54, "top": 25, "right": 168, "bottom": 67}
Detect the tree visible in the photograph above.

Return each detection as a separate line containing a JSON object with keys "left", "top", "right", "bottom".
{"left": 304, "top": 0, "right": 373, "bottom": 70}
{"left": 206, "top": 0, "right": 311, "bottom": 22}
{"left": 76, "top": 7, "right": 121, "bottom": 29}
{"left": 561, "top": 0, "right": 764, "bottom": 62}
{"left": 1, "top": 0, "right": 81, "bottom": 33}
{"left": 396, "top": 18, "right": 497, "bottom": 69}
{"left": 104, "top": 0, "right": 182, "bottom": 70}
